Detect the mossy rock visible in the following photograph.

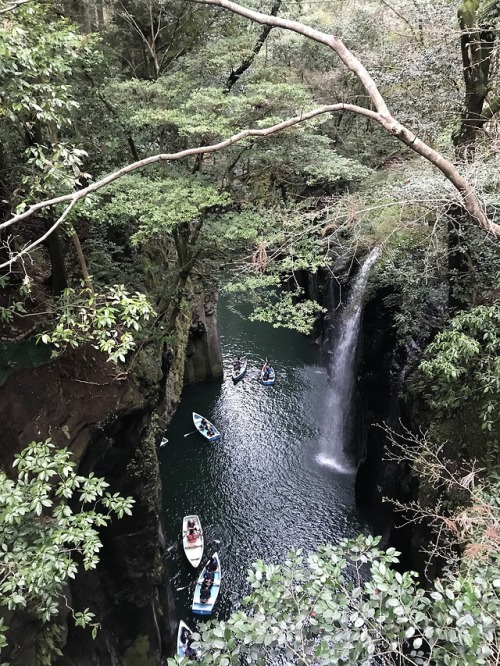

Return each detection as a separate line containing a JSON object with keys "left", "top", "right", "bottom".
{"left": 122, "top": 634, "right": 156, "bottom": 666}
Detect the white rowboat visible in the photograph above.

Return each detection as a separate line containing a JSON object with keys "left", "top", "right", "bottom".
{"left": 192, "top": 412, "right": 221, "bottom": 442}
{"left": 177, "top": 620, "right": 200, "bottom": 660}
{"left": 231, "top": 357, "right": 247, "bottom": 382}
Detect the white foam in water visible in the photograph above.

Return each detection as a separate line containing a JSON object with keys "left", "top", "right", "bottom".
{"left": 316, "top": 452, "right": 355, "bottom": 474}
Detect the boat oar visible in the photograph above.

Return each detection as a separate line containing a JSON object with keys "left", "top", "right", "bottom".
{"left": 184, "top": 430, "right": 198, "bottom": 438}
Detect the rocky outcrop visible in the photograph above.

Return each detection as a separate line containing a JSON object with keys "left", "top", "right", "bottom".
{"left": 0, "top": 280, "right": 226, "bottom": 664}
{"left": 183, "top": 291, "right": 223, "bottom": 384}
{"left": 0, "top": 339, "right": 177, "bottom": 665}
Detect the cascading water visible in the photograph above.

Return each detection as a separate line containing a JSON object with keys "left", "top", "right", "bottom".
{"left": 318, "top": 247, "right": 381, "bottom": 473}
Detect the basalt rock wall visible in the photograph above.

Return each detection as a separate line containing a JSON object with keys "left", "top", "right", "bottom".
{"left": 0, "top": 339, "right": 176, "bottom": 665}
{"left": 184, "top": 291, "right": 223, "bottom": 384}
{"left": 0, "top": 290, "right": 222, "bottom": 665}
{"left": 354, "top": 290, "right": 432, "bottom": 577}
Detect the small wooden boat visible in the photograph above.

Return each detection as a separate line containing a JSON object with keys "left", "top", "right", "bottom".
{"left": 192, "top": 552, "right": 221, "bottom": 616}
{"left": 231, "top": 357, "right": 247, "bottom": 382}
{"left": 177, "top": 620, "right": 201, "bottom": 659}
{"left": 260, "top": 364, "right": 276, "bottom": 386}
{"left": 182, "top": 515, "right": 204, "bottom": 568}
{"left": 192, "top": 412, "right": 221, "bottom": 442}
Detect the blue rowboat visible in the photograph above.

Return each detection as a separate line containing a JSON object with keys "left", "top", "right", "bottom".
{"left": 260, "top": 364, "right": 275, "bottom": 386}
{"left": 192, "top": 552, "right": 221, "bottom": 616}
{"left": 192, "top": 412, "right": 221, "bottom": 442}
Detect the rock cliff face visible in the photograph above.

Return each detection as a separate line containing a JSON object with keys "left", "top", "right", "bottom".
{"left": 0, "top": 294, "right": 223, "bottom": 665}
{"left": 354, "top": 292, "right": 437, "bottom": 577}
{"left": 310, "top": 268, "right": 424, "bottom": 574}
{"left": 183, "top": 291, "right": 223, "bottom": 384}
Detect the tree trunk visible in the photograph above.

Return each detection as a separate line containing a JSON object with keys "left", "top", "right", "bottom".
{"left": 453, "top": 0, "right": 496, "bottom": 157}
{"left": 70, "top": 225, "right": 93, "bottom": 293}
{"left": 44, "top": 222, "right": 67, "bottom": 296}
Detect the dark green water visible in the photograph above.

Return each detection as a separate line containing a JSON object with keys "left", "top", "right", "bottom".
{"left": 160, "top": 298, "right": 367, "bottom": 624}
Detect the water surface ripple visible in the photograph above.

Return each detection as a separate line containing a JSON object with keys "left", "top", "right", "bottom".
{"left": 160, "top": 299, "right": 367, "bottom": 623}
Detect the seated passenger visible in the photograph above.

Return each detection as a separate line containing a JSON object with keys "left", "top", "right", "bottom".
{"left": 187, "top": 529, "right": 198, "bottom": 542}
{"left": 180, "top": 627, "right": 190, "bottom": 645}
{"left": 200, "top": 585, "right": 211, "bottom": 603}
{"left": 200, "top": 418, "right": 208, "bottom": 429}
{"left": 183, "top": 643, "right": 198, "bottom": 661}
{"left": 206, "top": 556, "right": 218, "bottom": 572}
{"left": 204, "top": 570, "right": 215, "bottom": 581}
{"left": 187, "top": 519, "right": 195, "bottom": 529}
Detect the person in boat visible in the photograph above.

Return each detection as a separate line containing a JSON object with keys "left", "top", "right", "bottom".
{"left": 206, "top": 556, "right": 218, "bottom": 572}
{"left": 262, "top": 363, "right": 271, "bottom": 380}
{"left": 233, "top": 356, "right": 241, "bottom": 371}
{"left": 206, "top": 427, "right": 215, "bottom": 437}
{"left": 204, "top": 569, "right": 215, "bottom": 581}
{"left": 183, "top": 641, "right": 198, "bottom": 661}
{"left": 200, "top": 583, "right": 211, "bottom": 603}
{"left": 187, "top": 528, "right": 198, "bottom": 542}
{"left": 180, "top": 626, "right": 191, "bottom": 645}
{"left": 200, "top": 418, "right": 208, "bottom": 429}
{"left": 187, "top": 519, "right": 196, "bottom": 530}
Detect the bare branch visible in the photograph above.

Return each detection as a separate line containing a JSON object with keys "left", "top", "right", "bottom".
{"left": 0, "top": 0, "right": 33, "bottom": 14}
{"left": 192, "top": 0, "right": 500, "bottom": 236}
{"left": 1, "top": 199, "right": 77, "bottom": 269}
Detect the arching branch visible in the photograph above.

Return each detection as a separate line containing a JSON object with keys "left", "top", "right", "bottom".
{"left": 0, "top": 0, "right": 33, "bottom": 14}
{"left": 2, "top": 100, "right": 499, "bottom": 271}
{"left": 192, "top": 0, "right": 499, "bottom": 236}
{"left": 0, "top": 103, "right": 382, "bottom": 269}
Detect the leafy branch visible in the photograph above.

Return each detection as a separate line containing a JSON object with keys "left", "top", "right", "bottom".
{"left": 0, "top": 440, "right": 135, "bottom": 651}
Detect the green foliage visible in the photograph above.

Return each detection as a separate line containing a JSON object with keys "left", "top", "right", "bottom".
{"left": 0, "top": 439, "right": 135, "bottom": 650}
{"left": 38, "top": 284, "right": 155, "bottom": 363}
{"left": 0, "top": 3, "right": 99, "bottom": 201}
{"left": 0, "top": 5, "right": 92, "bottom": 127}
{"left": 170, "top": 531, "right": 499, "bottom": 666}
{"left": 250, "top": 291, "right": 325, "bottom": 334}
{"left": 0, "top": 275, "right": 30, "bottom": 325}
{"left": 85, "top": 171, "right": 230, "bottom": 246}
{"left": 24, "top": 144, "right": 91, "bottom": 198}
{"left": 416, "top": 300, "right": 500, "bottom": 432}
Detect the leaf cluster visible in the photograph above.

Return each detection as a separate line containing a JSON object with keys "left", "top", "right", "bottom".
{"left": 170, "top": 531, "right": 499, "bottom": 665}
{"left": 38, "top": 283, "right": 155, "bottom": 364}
{"left": 0, "top": 439, "right": 134, "bottom": 650}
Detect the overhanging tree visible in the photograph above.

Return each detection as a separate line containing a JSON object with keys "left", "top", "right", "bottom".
{"left": 0, "top": 0, "right": 499, "bottom": 279}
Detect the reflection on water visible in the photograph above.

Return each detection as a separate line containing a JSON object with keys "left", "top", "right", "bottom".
{"left": 160, "top": 298, "right": 368, "bottom": 625}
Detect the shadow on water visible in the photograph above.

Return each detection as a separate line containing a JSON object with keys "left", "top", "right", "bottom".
{"left": 160, "top": 298, "right": 368, "bottom": 627}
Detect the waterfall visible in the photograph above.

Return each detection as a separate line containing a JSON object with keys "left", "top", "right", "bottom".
{"left": 317, "top": 247, "right": 381, "bottom": 473}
